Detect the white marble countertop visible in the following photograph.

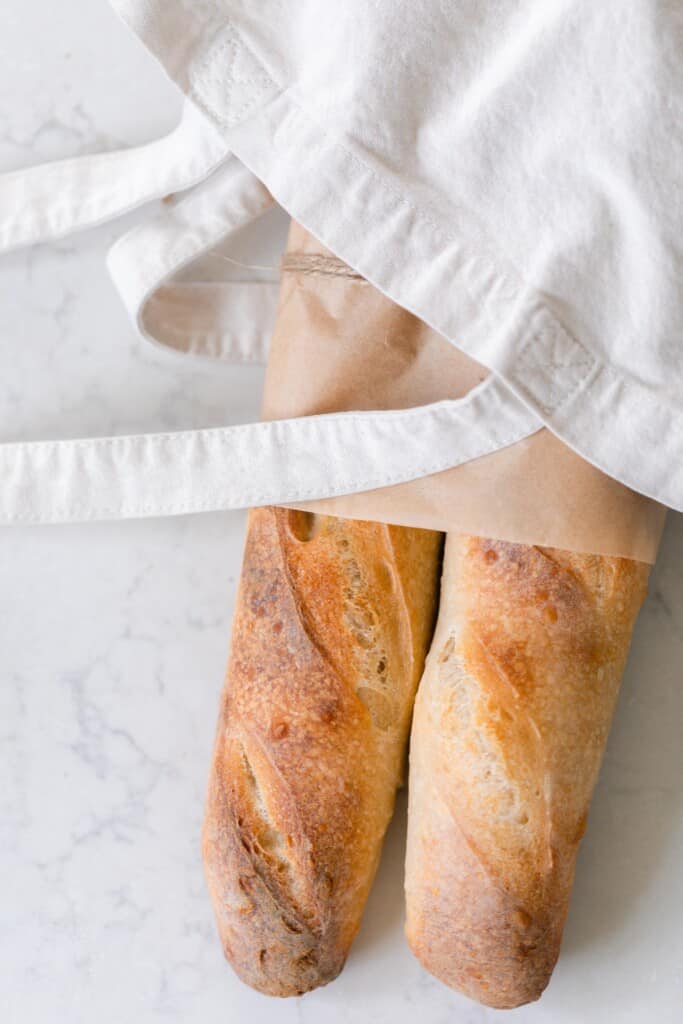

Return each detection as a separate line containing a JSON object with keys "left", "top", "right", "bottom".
{"left": 2, "top": 4, "right": 683, "bottom": 1022}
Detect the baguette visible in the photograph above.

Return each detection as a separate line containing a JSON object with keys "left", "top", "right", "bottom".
{"left": 203, "top": 506, "right": 441, "bottom": 995}
{"left": 405, "top": 535, "right": 649, "bottom": 1008}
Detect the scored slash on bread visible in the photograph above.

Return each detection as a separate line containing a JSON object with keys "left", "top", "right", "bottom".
{"left": 202, "top": 507, "right": 441, "bottom": 995}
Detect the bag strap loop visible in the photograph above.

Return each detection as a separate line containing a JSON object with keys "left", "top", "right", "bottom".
{"left": 0, "top": 375, "right": 539, "bottom": 525}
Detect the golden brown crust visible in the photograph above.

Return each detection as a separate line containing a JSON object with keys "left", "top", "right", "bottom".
{"left": 405, "top": 535, "right": 649, "bottom": 1009}
{"left": 203, "top": 507, "right": 441, "bottom": 996}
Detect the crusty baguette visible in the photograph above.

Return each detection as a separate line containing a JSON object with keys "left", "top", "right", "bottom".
{"left": 405, "top": 535, "right": 649, "bottom": 1008}
{"left": 203, "top": 506, "right": 441, "bottom": 995}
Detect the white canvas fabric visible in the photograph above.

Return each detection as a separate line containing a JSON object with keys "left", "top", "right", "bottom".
{"left": 0, "top": 0, "right": 680, "bottom": 524}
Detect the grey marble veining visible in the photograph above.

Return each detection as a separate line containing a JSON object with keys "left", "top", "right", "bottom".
{"left": 1, "top": 4, "right": 682, "bottom": 1023}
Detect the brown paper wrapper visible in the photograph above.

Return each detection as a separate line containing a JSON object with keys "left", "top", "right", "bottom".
{"left": 261, "top": 222, "right": 665, "bottom": 562}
